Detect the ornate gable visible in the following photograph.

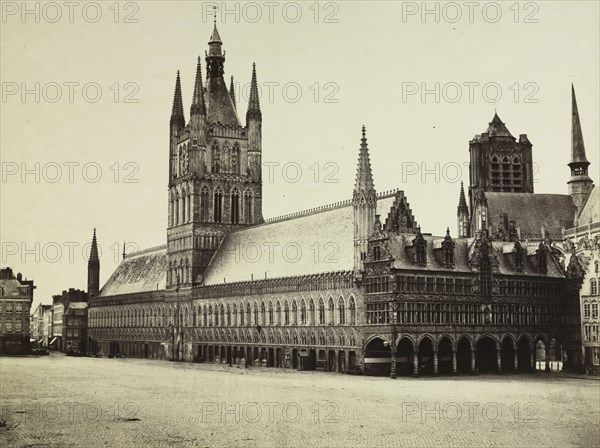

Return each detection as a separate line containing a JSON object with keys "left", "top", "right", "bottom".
{"left": 383, "top": 191, "right": 418, "bottom": 234}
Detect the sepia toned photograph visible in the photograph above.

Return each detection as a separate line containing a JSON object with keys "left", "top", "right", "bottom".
{"left": 1, "top": 1, "right": 599, "bottom": 447}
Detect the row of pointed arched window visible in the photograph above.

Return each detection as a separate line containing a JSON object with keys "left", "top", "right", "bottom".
{"left": 168, "top": 258, "right": 191, "bottom": 285}
{"left": 198, "top": 327, "right": 357, "bottom": 348}
{"left": 170, "top": 186, "right": 254, "bottom": 226}
{"left": 88, "top": 296, "right": 357, "bottom": 329}
{"left": 211, "top": 140, "right": 241, "bottom": 174}
{"left": 490, "top": 155, "right": 523, "bottom": 191}
{"left": 197, "top": 296, "right": 357, "bottom": 327}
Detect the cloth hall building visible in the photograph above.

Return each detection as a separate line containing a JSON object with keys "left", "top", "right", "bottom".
{"left": 87, "top": 23, "right": 588, "bottom": 377}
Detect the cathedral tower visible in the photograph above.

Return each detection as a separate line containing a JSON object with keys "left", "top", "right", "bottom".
{"left": 87, "top": 228, "right": 100, "bottom": 297}
{"left": 166, "top": 22, "right": 263, "bottom": 288}
{"left": 468, "top": 113, "right": 534, "bottom": 211}
{"left": 353, "top": 126, "right": 377, "bottom": 275}
{"left": 568, "top": 85, "right": 594, "bottom": 212}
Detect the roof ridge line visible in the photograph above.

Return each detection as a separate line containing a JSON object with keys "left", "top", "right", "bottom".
{"left": 124, "top": 244, "right": 167, "bottom": 259}
{"left": 263, "top": 189, "right": 401, "bottom": 224}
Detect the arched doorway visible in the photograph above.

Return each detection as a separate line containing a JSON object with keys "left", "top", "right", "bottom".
{"left": 364, "top": 337, "right": 390, "bottom": 376}
{"left": 476, "top": 337, "right": 497, "bottom": 373}
{"left": 517, "top": 337, "right": 531, "bottom": 372}
{"left": 292, "top": 348, "right": 298, "bottom": 369}
{"left": 268, "top": 348, "right": 274, "bottom": 367}
{"left": 438, "top": 337, "right": 453, "bottom": 375}
{"left": 348, "top": 351, "right": 357, "bottom": 372}
{"left": 418, "top": 338, "right": 434, "bottom": 375}
{"left": 396, "top": 338, "right": 414, "bottom": 376}
{"left": 549, "top": 337, "right": 563, "bottom": 371}
{"left": 328, "top": 350, "right": 336, "bottom": 372}
{"left": 338, "top": 351, "right": 346, "bottom": 373}
{"left": 457, "top": 337, "right": 471, "bottom": 375}
{"left": 501, "top": 337, "right": 515, "bottom": 373}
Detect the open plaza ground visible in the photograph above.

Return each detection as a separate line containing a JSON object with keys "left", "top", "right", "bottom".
{"left": 0, "top": 352, "right": 599, "bottom": 448}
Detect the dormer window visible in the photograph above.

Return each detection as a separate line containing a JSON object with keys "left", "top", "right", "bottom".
{"left": 441, "top": 228, "right": 455, "bottom": 268}
{"left": 413, "top": 227, "right": 427, "bottom": 266}
{"left": 373, "top": 246, "right": 381, "bottom": 261}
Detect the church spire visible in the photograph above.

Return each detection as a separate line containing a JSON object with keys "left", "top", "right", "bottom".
{"left": 353, "top": 126, "right": 377, "bottom": 275}
{"left": 568, "top": 84, "right": 594, "bottom": 212}
{"left": 230, "top": 76, "right": 236, "bottom": 109}
{"left": 89, "top": 228, "right": 99, "bottom": 264}
{"left": 170, "top": 71, "right": 184, "bottom": 124}
{"left": 570, "top": 84, "right": 590, "bottom": 167}
{"left": 191, "top": 57, "right": 206, "bottom": 116}
{"left": 246, "top": 63, "right": 261, "bottom": 121}
{"left": 354, "top": 125, "right": 375, "bottom": 194}
{"left": 457, "top": 181, "right": 470, "bottom": 238}
{"left": 87, "top": 228, "right": 100, "bottom": 297}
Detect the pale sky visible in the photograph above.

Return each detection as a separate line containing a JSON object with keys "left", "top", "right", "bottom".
{"left": 1, "top": 1, "right": 599, "bottom": 309}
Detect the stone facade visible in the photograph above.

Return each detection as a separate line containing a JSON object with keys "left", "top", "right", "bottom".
{"left": 86, "top": 24, "right": 588, "bottom": 378}
{"left": 0, "top": 267, "right": 35, "bottom": 355}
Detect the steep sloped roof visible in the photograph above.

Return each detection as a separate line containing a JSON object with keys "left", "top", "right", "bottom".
{"left": 486, "top": 193, "right": 576, "bottom": 239}
{"left": 203, "top": 195, "right": 398, "bottom": 285}
{"left": 99, "top": 245, "right": 167, "bottom": 297}
{"left": 388, "top": 234, "right": 564, "bottom": 278}
{"left": 578, "top": 186, "right": 598, "bottom": 225}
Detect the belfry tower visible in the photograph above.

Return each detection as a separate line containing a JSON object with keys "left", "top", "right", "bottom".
{"left": 167, "top": 21, "right": 263, "bottom": 288}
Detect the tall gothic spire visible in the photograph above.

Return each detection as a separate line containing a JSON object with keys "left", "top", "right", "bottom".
{"left": 246, "top": 63, "right": 261, "bottom": 121}
{"left": 191, "top": 57, "right": 206, "bottom": 115}
{"left": 354, "top": 125, "right": 375, "bottom": 193}
{"left": 458, "top": 181, "right": 468, "bottom": 211}
{"left": 89, "top": 228, "right": 99, "bottom": 265}
{"left": 170, "top": 71, "right": 184, "bottom": 124}
{"left": 87, "top": 228, "right": 100, "bottom": 297}
{"left": 230, "top": 76, "right": 236, "bottom": 109}
{"left": 570, "top": 84, "right": 590, "bottom": 167}
{"left": 457, "top": 181, "right": 470, "bottom": 238}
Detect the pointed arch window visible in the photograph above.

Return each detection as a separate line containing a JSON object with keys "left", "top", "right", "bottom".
{"left": 212, "top": 141, "right": 220, "bottom": 173}
{"left": 284, "top": 301, "right": 290, "bottom": 325}
{"left": 292, "top": 300, "right": 298, "bottom": 325}
{"left": 276, "top": 301, "right": 282, "bottom": 325}
{"left": 232, "top": 143, "right": 240, "bottom": 174}
{"left": 328, "top": 297, "right": 335, "bottom": 325}
{"left": 260, "top": 301, "right": 266, "bottom": 325}
{"left": 318, "top": 298, "right": 325, "bottom": 325}
{"left": 214, "top": 187, "right": 223, "bottom": 223}
{"left": 231, "top": 188, "right": 240, "bottom": 224}
{"left": 480, "top": 245, "right": 492, "bottom": 297}
{"left": 309, "top": 299, "right": 315, "bottom": 325}
{"left": 349, "top": 297, "right": 356, "bottom": 325}
{"left": 200, "top": 187, "right": 209, "bottom": 222}
{"left": 253, "top": 302, "right": 259, "bottom": 326}
{"left": 338, "top": 297, "right": 346, "bottom": 325}
{"left": 244, "top": 190, "right": 253, "bottom": 224}
{"left": 268, "top": 301, "right": 274, "bottom": 325}
{"left": 300, "top": 300, "right": 306, "bottom": 325}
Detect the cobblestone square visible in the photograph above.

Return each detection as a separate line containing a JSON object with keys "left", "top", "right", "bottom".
{"left": 1, "top": 353, "right": 598, "bottom": 447}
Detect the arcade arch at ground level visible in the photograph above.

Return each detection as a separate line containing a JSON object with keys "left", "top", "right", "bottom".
{"left": 361, "top": 332, "right": 573, "bottom": 377}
